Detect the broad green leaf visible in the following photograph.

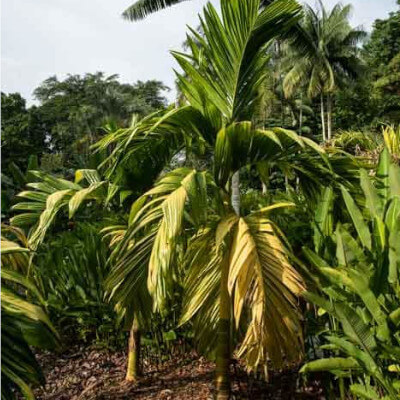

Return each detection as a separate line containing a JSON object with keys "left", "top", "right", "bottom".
{"left": 314, "top": 186, "right": 333, "bottom": 252}
{"left": 376, "top": 147, "right": 390, "bottom": 203}
{"left": 300, "top": 357, "right": 359, "bottom": 373}
{"left": 341, "top": 185, "right": 371, "bottom": 250}
{"left": 360, "top": 169, "right": 383, "bottom": 219}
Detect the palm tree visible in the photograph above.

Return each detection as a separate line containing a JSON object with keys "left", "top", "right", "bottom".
{"left": 98, "top": 0, "right": 338, "bottom": 397}
{"left": 282, "top": 1, "right": 366, "bottom": 141}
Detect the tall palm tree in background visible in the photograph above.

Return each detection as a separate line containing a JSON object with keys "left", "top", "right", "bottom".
{"left": 282, "top": 1, "right": 366, "bottom": 141}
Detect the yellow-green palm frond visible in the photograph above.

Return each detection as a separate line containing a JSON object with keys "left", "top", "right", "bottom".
{"left": 180, "top": 224, "right": 223, "bottom": 354}
{"left": 106, "top": 168, "right": 211, "bottom": 315}
{"left": 1, "top": 233, "right": 59, "bottom": 400}
{"left": 181, "top": 204, "right": 305, "bottom": 374}
{"left": 231, "top": 212, "right": 304, "bottom": 372}
{"left": 383, "top": 125, "right": 400, "bottom": 161}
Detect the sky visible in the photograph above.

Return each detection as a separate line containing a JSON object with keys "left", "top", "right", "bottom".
{"left": 1, "top": 0, "right": 398, "bottom": 105}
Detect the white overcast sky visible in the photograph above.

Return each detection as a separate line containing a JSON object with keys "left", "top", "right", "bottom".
{"left": 1, "top": 0, "right": 398, "bottom": 104}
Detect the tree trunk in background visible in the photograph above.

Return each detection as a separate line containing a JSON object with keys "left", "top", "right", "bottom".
{"left": 126, "top": 317, "right": 141, "bottom": 382}
{"left": 231, "top": 171, "right": 240, "bottom": 216}
{"left": 299, "top": 94, "right": 303, "bottom": 136}
{"left": 327, "top": 93, "right": 332, "bottom": 141}
{"left": 262, "top": 182, "right": 268, "bottom": 195}
{"left": 320, "top": 93, "right": 326, "bottom": 142}
{"left": 215, "top": 257, "right": 231, "bottom": 400}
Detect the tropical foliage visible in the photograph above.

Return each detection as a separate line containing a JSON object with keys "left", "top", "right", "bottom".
{"left": 4, "top": 0, "right": 400, "bottom": 399}
{"left": 301, "top": 150, "right": 400, "bottom": 399}
{"left": 1, "top": 226, "right": 59, "bottom": 400}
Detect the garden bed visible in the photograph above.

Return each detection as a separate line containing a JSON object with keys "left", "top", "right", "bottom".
{"left": 33, "top": 346, "right": 324, "bottom": 399}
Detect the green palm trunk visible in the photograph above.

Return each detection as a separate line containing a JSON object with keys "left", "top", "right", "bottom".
{"left": 215, "top": 256, "right": 231, "bottom": 400}
{"left": 126, "top": 317, "right": 141, "bottom": 381}
{"left": 327, "top": 93, "right": 333, "bottom": 140}
{"left": 231, "top": 172, "right": 240, "bottom": 216}
{"left": 215, "top": 172, "right": 242, "bottom": 399}
{"left": 320, "top": 93, "right": 326, "bottom": 142}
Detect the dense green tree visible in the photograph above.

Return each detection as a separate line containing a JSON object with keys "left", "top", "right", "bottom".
{"left": 1, "top": 93, "right": 47, "bottom": 172}
{"left": 363, "top": 2, "right": 400, "bottom": 123}
{"left": 1, "top": 74, "right": 169, "bottom": 176}
{"left": 364, "top": 3, "right": 400, "bottom": 75}
{"left": 334, "top": 80, "right": 380, "bottom": 130}
{"left": 33, "top": 73, "right": 168, "bottom": 165}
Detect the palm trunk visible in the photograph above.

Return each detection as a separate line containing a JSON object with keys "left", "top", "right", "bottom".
{"left": 320, "top": 93, "right": 326, "bottom": 142}
{"left": 215, "top": 257, "right": 231, "bottom": 399}
{"left": 126, "top": 317, "right": 141, "bottom": 382}
{"left": 299, "top": 94, "right": 303, "bottom": 136}
{"left": 214, "top": 173, "right": 240, "bottom": 399}
{"left": 327, "top": 93, "right": 332, "bottom": 141}
{"left": 231, "top": 171, "right": 240, "bottom": 216}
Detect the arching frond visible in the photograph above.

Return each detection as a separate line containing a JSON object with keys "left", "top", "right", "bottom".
{"left": 122, "top": 0, "right": 188, "bottom": 21}
{"left": 173, "top": 0, "right": 301, "bottom": 122}
{"left": 93, "top": 106, "right": 213, "bottom": 188}
{"left": 214, "top": 121, "right": 325, "bottom": 186}
{"left": 231, "top": 212, "right": 304, "bottom": 371}
{"left": 106, "top": 168, "right": 211, "bottom": 314}
{"left": 181, "top": 205, "right": 305, "bottom": 373}
{"left": 1, "top": 234, "right": 59, "bottom": 400}
{"left": 11, "top": 170, "right": 110, "bottom": 250}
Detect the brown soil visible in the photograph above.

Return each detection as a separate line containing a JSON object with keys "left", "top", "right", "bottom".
{"left": 33, "top": 346, "right": 324, "bottom": 399}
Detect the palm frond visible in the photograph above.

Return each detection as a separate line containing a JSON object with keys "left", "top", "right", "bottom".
{"left": 122, "top": 0, "right": 188, "bottom": 21}
{"left": 11, "top": 170, "right": 109, "bottom": 250}
{"left": 1, "top": 233, "right": 59, "bottom": 400}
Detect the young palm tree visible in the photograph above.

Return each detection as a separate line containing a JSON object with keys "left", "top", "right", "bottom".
{"left": 282, "top": 1, "right": 366, "bottom": 141}
{"left": 99, "top": 0, "right": 336, "bottom": 397}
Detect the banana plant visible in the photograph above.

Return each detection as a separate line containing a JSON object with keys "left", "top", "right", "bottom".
{"left": 1, "top": 227, "right": 59, "bottom": 400}
{"left": 301, "top": 149, "right": 400, "bottom": 399}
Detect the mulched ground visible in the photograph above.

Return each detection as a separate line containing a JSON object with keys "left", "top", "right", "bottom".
{"left": 33, "top": 346, "right": 325, "bottom": 399}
